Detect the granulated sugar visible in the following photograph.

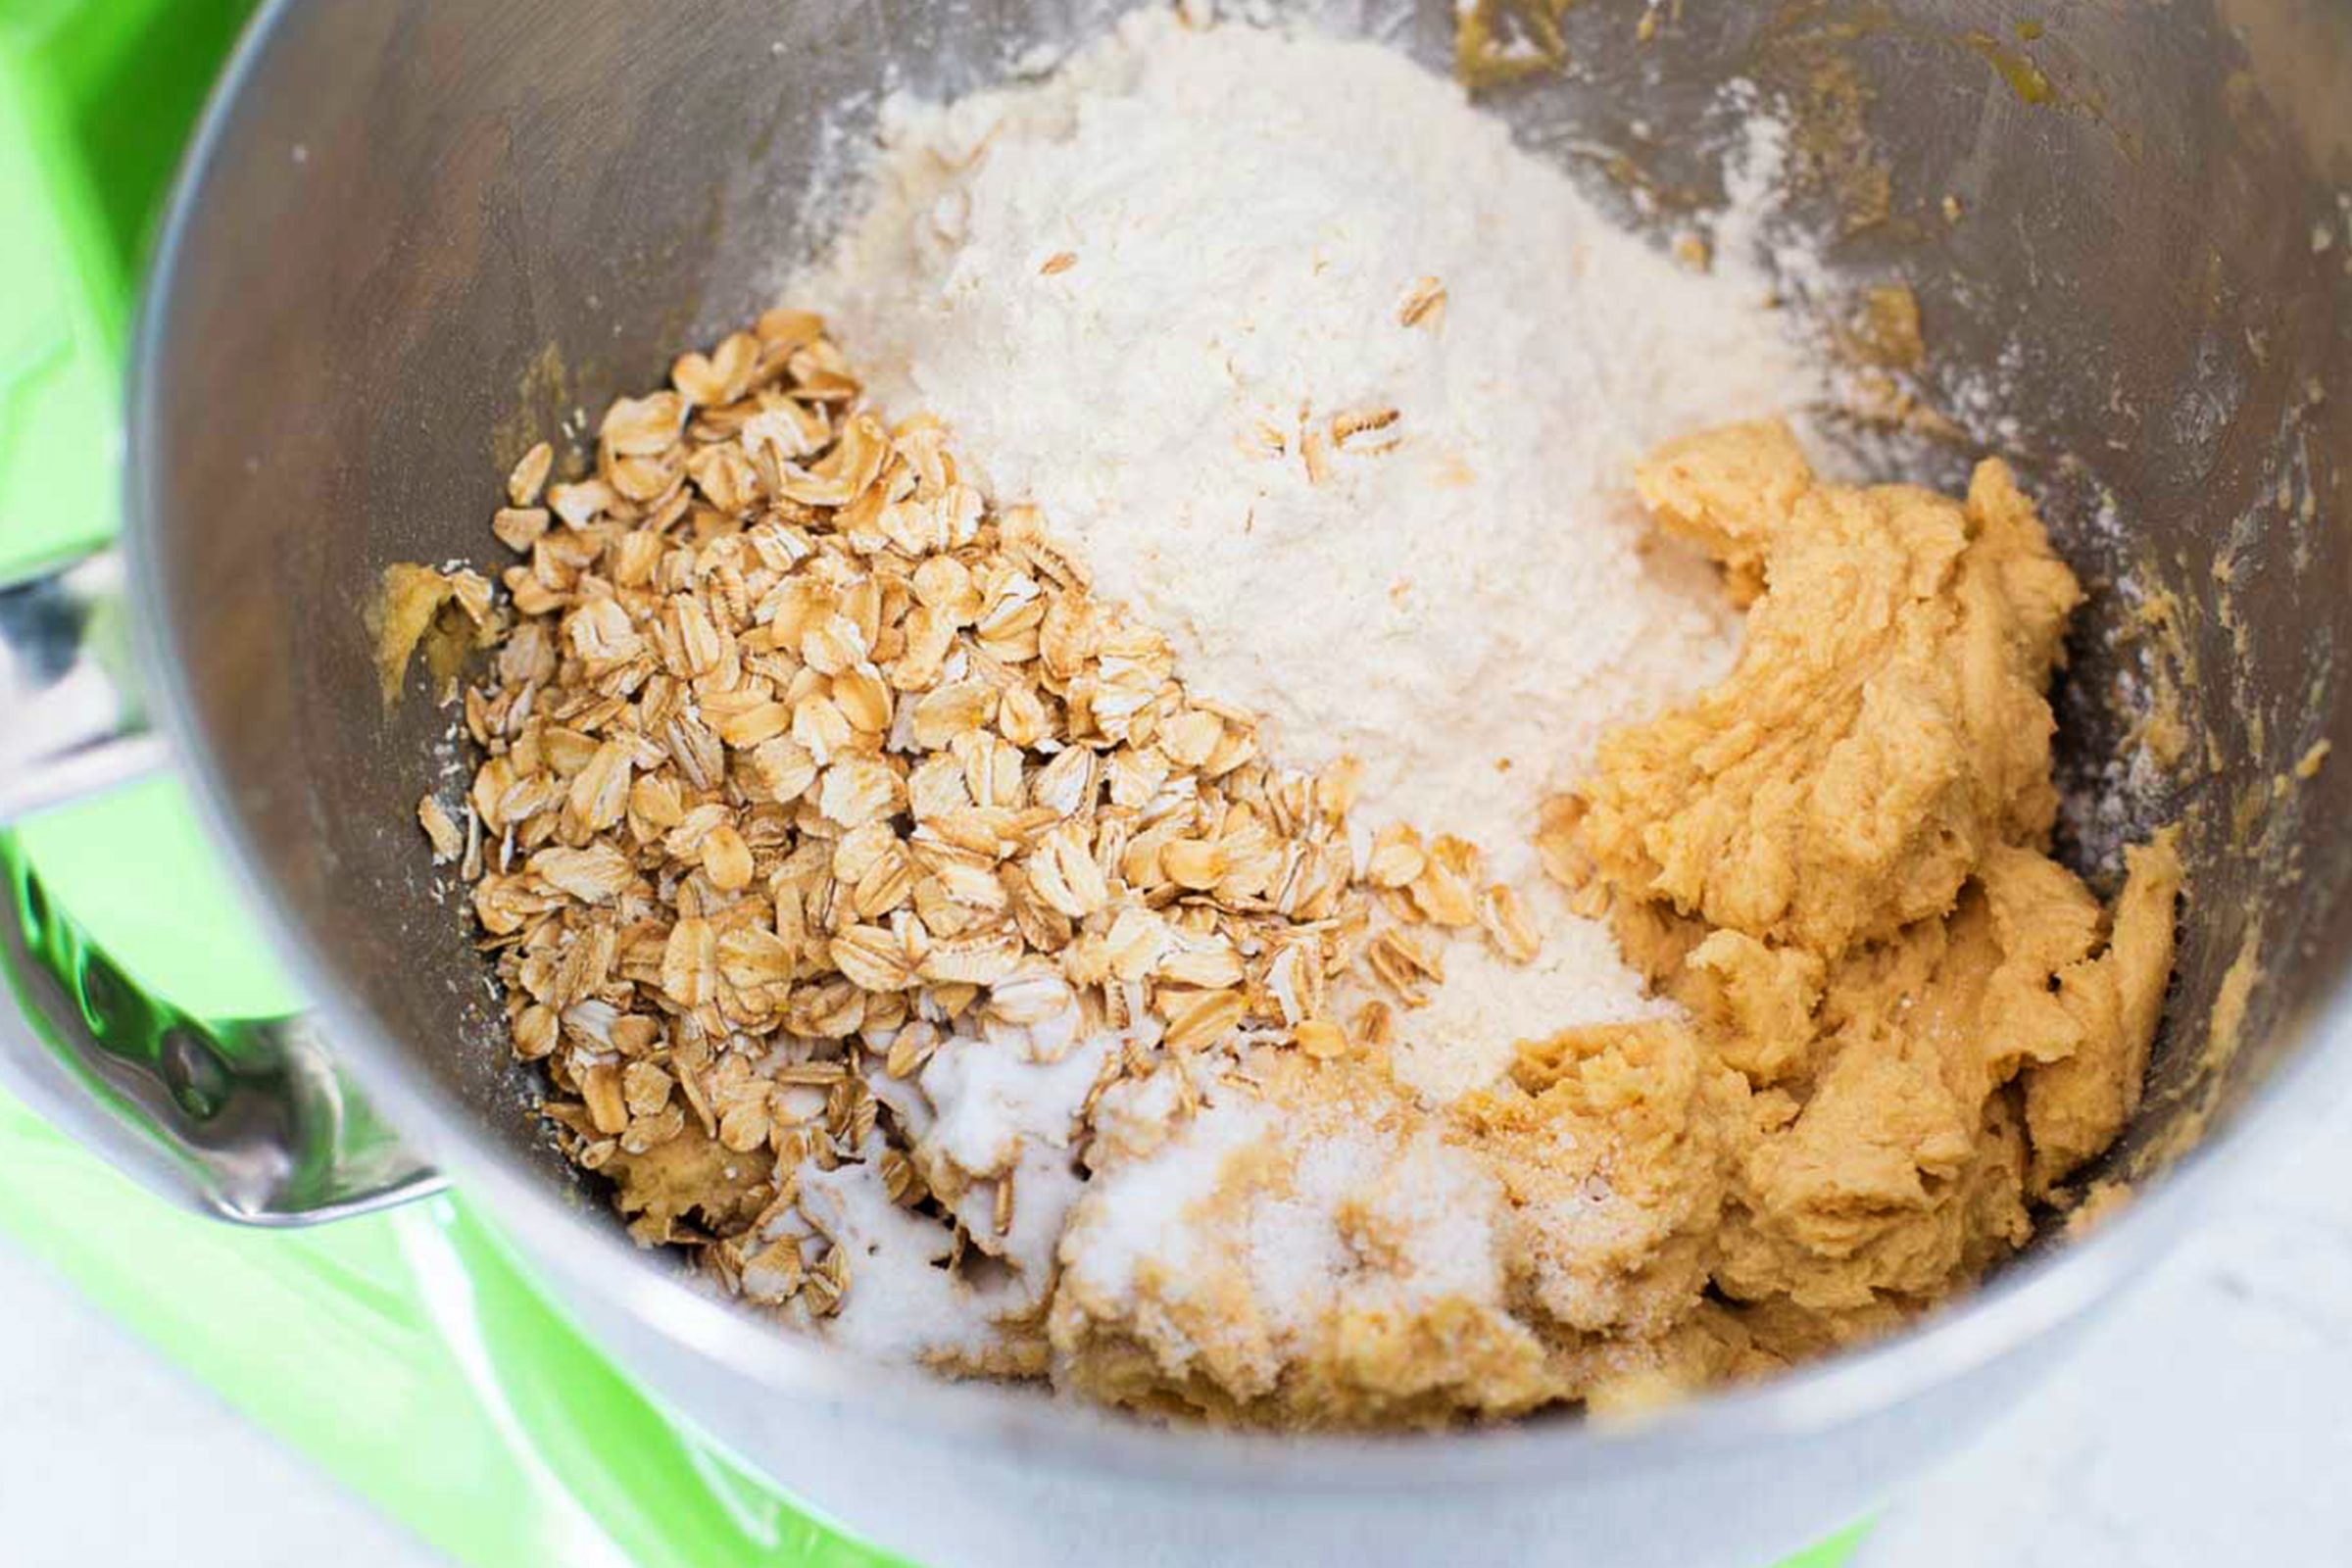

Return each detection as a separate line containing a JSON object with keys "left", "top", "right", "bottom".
{"left": 1057, "top": 1085, "right": 1518, "bottom": 1374}
{"left": 801, "top": 8, "right": 1820, "bottom": 886}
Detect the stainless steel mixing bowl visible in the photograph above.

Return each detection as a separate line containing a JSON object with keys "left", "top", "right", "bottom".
{"left": 4, "top": 1, "right": 2350, "bottom": 1563}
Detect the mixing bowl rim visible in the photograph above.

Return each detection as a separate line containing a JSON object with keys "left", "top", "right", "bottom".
{"left": 121, "top": 0, "right": 2352, "bottom": 1497}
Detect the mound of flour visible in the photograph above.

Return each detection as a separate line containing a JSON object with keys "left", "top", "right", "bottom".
{"left": 799, "top": 8, "right": 1819, "bottom": 1102}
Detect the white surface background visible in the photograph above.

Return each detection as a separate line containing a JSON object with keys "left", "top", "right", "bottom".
{"left": 1, "top": 1082, "right": 2348, "bottom": 1568}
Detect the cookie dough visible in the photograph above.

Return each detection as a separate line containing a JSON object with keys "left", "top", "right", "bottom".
{"left": 1047, "top": 421, "right": 2182, "bottom": 1425}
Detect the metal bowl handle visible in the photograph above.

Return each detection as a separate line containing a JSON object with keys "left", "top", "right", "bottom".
{"left": 1, "top": 550, "right": 168, "bottom": 818}
{"left": 1, "top": 547, "right": 440, "bottom": 1224}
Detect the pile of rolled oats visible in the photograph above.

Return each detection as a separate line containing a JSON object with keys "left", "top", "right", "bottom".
{"left": 400, "top": 307, "right": 1546, "bottom": 1366}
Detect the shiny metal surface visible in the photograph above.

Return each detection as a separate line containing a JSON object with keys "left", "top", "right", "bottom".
{"left": 0, "top": 549, "right": 432, "bottom": 1222}
{"left": 0, "top": 553, "right": 168, "bottom": 819}
{"left": 0, "top": 552, "right": 432, "bottom": 1223}
{"left": 0, "top": 830, "right": 440, "bottom": 1224}
{"left": 107, "top": 0, "right": 2352, "bottom": 1562}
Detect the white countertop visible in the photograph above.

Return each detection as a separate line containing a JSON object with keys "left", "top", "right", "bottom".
{"left": 1853, "top": 1068, "right": 2352, "bottom": 1568}
{"left": 3, "top": 1080, "right": 2349, "bottom": 1568}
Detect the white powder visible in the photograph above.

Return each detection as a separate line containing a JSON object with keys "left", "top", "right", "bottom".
{"left": 1387, "top": 884, "right": 1675, "bottom": 1104}
{"left": 1059, "top": 1084, "right": 1517, "bottom": 1377}
{"left": 808, "top": 1016, "right": 1115, "bottom": 1362}
{"left": 1064, "top": 1094, "right": 1274, "bottom": 1299}
{"left": 916, "top": 1022, "right": 1115, "bottom": 1290}
{"left": 801, "top": 8, "right": 1818, "bottom": 882}
{"left": 798, "top": 1135, "right": 1016, "bottom": 1361}
{"left": 917, "top": 1017, "right": 1112, "bottom": 1181}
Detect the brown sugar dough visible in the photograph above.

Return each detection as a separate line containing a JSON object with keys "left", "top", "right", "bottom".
{"left": 601, "top": 1119, "right": 778, "bottom": 1243}
{"left": 1049, "top": 1050, "right": 1759, "bottom": 1429}
{"left": 1584, "top": 419, "right": 2083, "bottom": 959}
{"left": 1575, "top": 422, "right": 2181, "bottom": 1346}
{"left": 1572, "top": 424, "right": 2183, "bottom": 1345}
{"left": 1049, "top": 1053, "right": 1557, "bottom": 1430}
{"left": 1047, "top": 420, "right": 2181, "bottom": 1424}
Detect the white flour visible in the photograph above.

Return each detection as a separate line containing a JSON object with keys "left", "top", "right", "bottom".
{"left": 801, "top": 7, "right": 1819, "bottom": 887}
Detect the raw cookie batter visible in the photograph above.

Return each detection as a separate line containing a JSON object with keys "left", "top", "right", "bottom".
{"left": 1049, "top": 421, "right": 2183, "bottom": 1426}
